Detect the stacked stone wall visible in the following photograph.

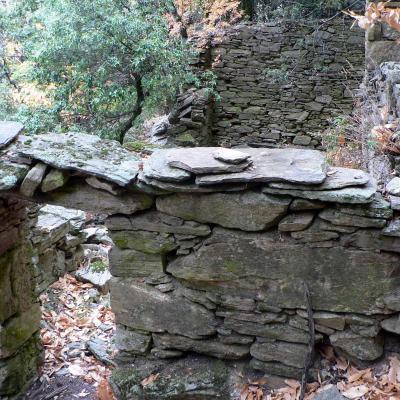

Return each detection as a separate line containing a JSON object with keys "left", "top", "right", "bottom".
{"left": 0, "top": 196, "right": 42, "bottom": 398}
{"left": 2, "top": 130, "right": 400, "bottom": 397}
{"left": 167, "top": 18, "right": 365, "bottom": 149}
{"left": 0, "top": 196, "right": 87, "bottom": 397}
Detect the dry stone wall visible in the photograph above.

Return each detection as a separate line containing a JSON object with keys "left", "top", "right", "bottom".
{"left": 167, "top": 18, "right": 365, "bottom": 149}
{"left": 2, "top": 127, "right": 400, "bottom": 397}
{"left": 0, "top": 198, "right": 88, "bottom": 398}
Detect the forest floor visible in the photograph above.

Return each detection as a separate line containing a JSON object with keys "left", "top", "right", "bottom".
{"left": 22, "top": 274, "right": 116, "bottom": 400}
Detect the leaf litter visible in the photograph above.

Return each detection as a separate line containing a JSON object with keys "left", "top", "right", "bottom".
{"left": 39, "top": 273, "right": 116, "bottom": 399}
{"left": 239, "top": 347, "right": 400, "bottom": 400}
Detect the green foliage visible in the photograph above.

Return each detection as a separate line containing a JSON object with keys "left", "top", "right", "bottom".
{"left": 0, "top": 0, "right": 200, "bottom": 140}
{"left": 90, "top": 260, "right": 107, "bottom": 273}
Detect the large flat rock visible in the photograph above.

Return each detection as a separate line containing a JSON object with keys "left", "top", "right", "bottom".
{"left": 167, "top": 227, "right": 400, "bottom": 314}
{"left": 0, "top": 122, "right": 24, "bottom": 149}
{"left": 156, "top": 191, "right": 291, "bottom": 231}
{"left": 165, "top": 148, "right": 252, "bottom": 174}
{"left": 17, "top": 132, "right": 140, "bottom": 186}
{"left": 268, "top": 167, "right": 370, "bottom": 190}
{"left": 195, "top": 148, "right": 327, "bottom": 185}
{"left": 40, "top": 183, "right": 153, "bottom": 215}
{"left": 263, "top": 178, "right": 377, "bottom": 204}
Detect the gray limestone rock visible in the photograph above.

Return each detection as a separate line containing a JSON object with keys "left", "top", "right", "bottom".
{"left": 114, "top": 326, "right": 151, "bottom": 355}
{"left": 313, "top": 312, "right": 345, "bottom": 331}
{"left": 278, "top": 212, "right": 314, "bottom": 232}
{"left": 41, "top": 169, "right": 69, "bottom": 192}
{"left": 167, "top": 227, "right": 400, "bottom": 314}
{"left": 250, "top": 340, "right": 308, "bottom": 368}
{"left": 152, "top": 333, "right": 249, "bottom": 360}
{"left": 109, "top": 247, "right": 164, "bottom": 278}
{"left": 313, "top": 386, "right": 345, "bottom": 400}
{"left": 329, "top": 330, "right": 383, "bottom": 361}
{"left": 290, "top": 199, "right": 326, "bottom": 211}
{"left": 107, "top": 210, "right": 211, "bottom": 237}
{"left": 0, "top": 304, "right": 41, "bottom": 358}
{"left": 318, "top": 209, "right": 387, "bottom": 228}
{"left": 85, "top": 176, "right": 119, "bottom": 195}
{"left": 263, "top": 178, "right": 377, "bottom": 204}
{"left": 143, "top": 149, "right": 192, "bottom": 182}
{"left": 150, "top": 348, "right": 183, "bottom": 358}
{"left": 20, "top": 163, "right": 47, "bottom": 197}
{"left": 338, "top": 195, "right": 393, "bottom": 219}
{"left": 342, "top": 229, "right": 400, "bottom": 253}
{"left": 212, "top": 148, "right": 250, "bottom": 164}
{"left": 196, "top": 148, "right": 327, "bottom": 185}
{"left": 41, "top": 183, "right": 153, "bottom": 215}
{"left": 0, "top": 122, "right": 23, "bottom": 149}
{"left": 111, "top": 356, "right": 231, "bottom": 399}
{"left": 382, "top": 219, "right": 400, "bottom": 237}
{"left": 382, "top": 290, "right": 400, "bottom": 311}
{"left": 381, "top": 315, "right": 400, "bottom": 334}
{"left": 291, "top": 226, "right": 339, "bottom": 242}
{"left": 75, "top": 264, "right": 111, "bottom": 294}
{"left": 165, "top": 147, "right": 252, "bottom": 174}
{"left": 156, "top": 191, "right": 291, "bottom": 231}
{"left": 138, "top": 171, "right": 248, "bottom": 193}
{"left": 111, "top": 230, "right": 177, "bottom": 254}
{"left": 224, "top": 319, "right": 309, "bottom": 343}
{"left": 39, "top": 204, "right": 86, "bottom": 231}
{"left": 17, "top": 132, "right": 140, "bottom": 186}
{"left": 0, "top": 161, "right": 29, "bottom": 191}
{"left": 389, "top": 195, "right": 400, "bottom": 210}
{"left": 110, "top": 278, "right": 217, "bottom": 339}
{"left": 86, "top": 338, "right": 114, "bottom": 366}
{"left": 269, "top": 167, "right": 370, "bottom": 191}
{"left": 386, "top": 177, "right": 400, "bottom": 196}
{"left": 249, "top": 358, "right": 303, "bottom": 379}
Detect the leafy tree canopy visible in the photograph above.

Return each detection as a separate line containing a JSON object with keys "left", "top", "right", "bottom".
{"left": 0, "top": 0, "right": 204, "bottom": 140}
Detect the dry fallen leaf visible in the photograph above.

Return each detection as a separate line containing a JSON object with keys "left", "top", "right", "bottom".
{"left": 141, "top": 373, "right": 159, "bottom": 387}
{"left": 96, "top": 378, "right": 116, "bottom": 400}
{"left": 341, "top": 384, "right": 369, "bottom": 399}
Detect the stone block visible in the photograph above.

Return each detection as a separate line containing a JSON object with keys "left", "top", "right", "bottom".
{"left": 157, "top": 191, "right": 290, "bottom": 231}
{"left": 110, "top": 278, "right": 217, "bottom": 339}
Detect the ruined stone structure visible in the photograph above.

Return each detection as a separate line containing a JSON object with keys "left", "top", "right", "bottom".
{"left": 0, "top": 199, "right": 88, "bottom": 398}
{"left": 167, "top": 18, "right": 365, "bottom": 149}
{"left": 1, "top": 125, "right": 400, "bottom": 398}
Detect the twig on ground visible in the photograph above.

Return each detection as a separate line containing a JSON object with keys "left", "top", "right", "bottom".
{"left": 299, "top": 282, "right": 315, "bottom": 400}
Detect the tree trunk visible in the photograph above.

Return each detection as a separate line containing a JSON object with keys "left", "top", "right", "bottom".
{"left": 118, "top": 75, "right": 144, "bottom": 144}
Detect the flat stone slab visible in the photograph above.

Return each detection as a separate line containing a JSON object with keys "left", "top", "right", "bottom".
{"left": 212, "top": 148, "right": 250, "bottom": 164}
{"left": 0, "top": 122, "right": 24, "bottom": 149}
{"left": 196, "top": 148, "right": 327, "bottom": 185}
{"left": 138, "top": 171, "right": 248, "bottom": 193}
{"left": 143, "top": 149, "right": 192, "bottom": 182}
{"left": 166, "top": 148, "right": 252, "bottom": 174}
{"left": 0, "top": 161, "right": 29, "bottom": 190}
{"left": 263, "top": 179, "right": 377, "bottom": 204}
{"left": 156, "top": 191, "right": 291, "bottom": 231}
{"left": 268, "top": 167, "right": 370, "bottom": 191}
{"left": 17, "top": 132, "right": 140, "bottom": 187}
